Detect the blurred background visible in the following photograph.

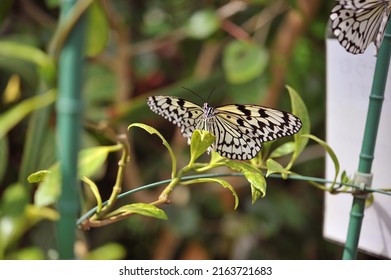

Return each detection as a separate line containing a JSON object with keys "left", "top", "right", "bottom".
{"left": 0, "top": 0, "right": 377, "bottom": 259}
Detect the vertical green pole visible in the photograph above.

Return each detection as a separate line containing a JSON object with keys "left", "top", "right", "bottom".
{"left": 342, "top": 21, "right": 391, "bottom": 259}
{"left": 57, "top": 0, "right": 86, "bottom": 259}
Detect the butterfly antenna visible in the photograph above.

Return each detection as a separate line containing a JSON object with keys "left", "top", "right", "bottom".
{"left": 181, "top": 87, "right": 206, "bottom": 103}
{"left": 206, "top": 87, "right": 216, "bottom": 103}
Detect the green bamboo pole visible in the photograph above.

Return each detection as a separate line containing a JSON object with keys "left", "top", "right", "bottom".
{"left": 342, "top": 21, "right": 391, "bottom": 259}
{"left": 56, "top": 0, "right": 86, "bottom": 259}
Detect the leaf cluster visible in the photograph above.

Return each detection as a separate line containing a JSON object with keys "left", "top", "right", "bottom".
{"left": 26, "top": 85, "right": 344, "bottom": 230}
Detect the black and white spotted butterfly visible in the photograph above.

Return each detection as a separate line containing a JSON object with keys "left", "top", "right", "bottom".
{"left": 330, "top": 0, "right": 391, "bottom": 55}
{"left": 147, "top": 95, "right": 302, "bottom": 160}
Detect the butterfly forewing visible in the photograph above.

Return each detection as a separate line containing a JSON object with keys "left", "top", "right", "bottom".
{"left": 215, "top": 104, "right": 301, "bottom": 140}
{"left": 147, "top": 96, "right": 302, "bottom": 160}
{"left": 147, "top": 96, "right": 203, "bottom": 139}
{"left": 330, "top": 0, "right": 391, "bottom": 55}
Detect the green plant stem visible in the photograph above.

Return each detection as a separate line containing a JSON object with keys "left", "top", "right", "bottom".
{"left": 80, "top": 161, "right": 197, "bottom": 229}
{"left": 77, "top": 170, "right": 391, "bottom": 230}
{"left": 158, "top": 177, "right": 180, "bottom": 202}
{"left": 95, "top": 135, "right": 130, "bottom": 219}
{"left": 159, "top": 164, "right": 193, "bottom": 200}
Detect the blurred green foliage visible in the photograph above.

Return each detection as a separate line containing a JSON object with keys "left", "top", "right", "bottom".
{"left": 0, "top": 0, "right": 376, "bottom": 260}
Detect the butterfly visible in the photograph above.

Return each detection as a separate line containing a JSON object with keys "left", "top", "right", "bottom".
{"left": 330, "top": 0, "right": 391, "bottom": 55}
{"left": 147, "top": 95, "right": 302, "bottom": 160}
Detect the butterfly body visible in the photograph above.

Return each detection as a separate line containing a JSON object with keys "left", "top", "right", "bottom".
{"left": 197, "top": 103, "right": 216, "bottom": 130}
{"left": 147, "top": 96, "right": 302, "bottom": 160}
{"left": 330, "top": 0, "right": 391, "bottom": 55}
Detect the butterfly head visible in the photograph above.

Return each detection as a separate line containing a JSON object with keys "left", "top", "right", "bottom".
{"left": 202, "top": 103, "right": 215, "bottom": 119}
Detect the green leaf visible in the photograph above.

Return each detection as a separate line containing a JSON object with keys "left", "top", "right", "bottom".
{"left": 269, "top": 141, "right": 296, "bottom": 158}
{"left": 330, "top": 170, "right": 351, "bottom": 193}
{"left": 340, "top": 170, "right": 350, "bottom": 185}
{"left": 183, "top": 178, "right": 239, "bottom": 209}
{"left": 33, "top": 163, "right": 60, "bottom": 207}
{"left": 0, "top": 183, "right": 29, "bottom": 252}
{"left": 0, "top": 89, "right": 56, "bottom": 139}
{"left": 185, "top": 9, "right": 220, "bottom": 39}
{"left": 209, "top": 151, "right": 225, "bottom": 165}
{"left": 302, "top": 134, "right": 340, "bottom": 189}
{"left": 33, "top": 145, "right": 121, "bottom": 207}
{"left": 1, "top": 183, "right": 29, "bottom": 216}
{"left": 45, "top": 0, "right": 59, "bottom": 8}
{"left": 81, "top": 176, "right": 102, "bottom": 214}
{"left": 3, "top": 74, "right": 21, "bottom": 104}
{"left": 0, "top": 41, "right": 55, "bottom": 83}
{"left": 266, "top": 159, "right": 290, "bottom": 179}
{"left": 78, "top": 145, "right": 120, "bottom": 178}
{"left": 189, "top": 130, "right": 215, "bottom": 165}
{"left": 0, "top": 41, "right": 53, "bottom": 68}
{"left": 5, "top": 247, "right": 45, "bottom": 260}
{"left": 128, "top": 123, "right": 177, "bottom": 177}
{"left": 85, "top": 1, "right": 109, "bottom": 56}
{"left": 286, "top": 86, "right": 310, "bottom": 159}
{"left": 223, "top": 41, "right": 268, "bottom": 84}
{"left": 106, "top": 203, "right": 168, "bottom": 220}
{"left": 0, "top": 136, "right": 8, "bottom": 184}
{"left": 365, "top": 193, "right": 374, "bottom": 208}
{"left": 27, "top": 170, "right": 50, "bottom": 183}
{"left": 225, "top": 161, "right": 267, "bottom": 203}
{"left": 26, "top": 204, "right": 60, "bottom": 221}
{"left": 25, "top": 204, "right": 59, "bottom": 224}
{"left": 32, "top": 145, "right": 121, "bottom": 207}
{"left": 85, "top": 243, "right": 126, "bottom": 260}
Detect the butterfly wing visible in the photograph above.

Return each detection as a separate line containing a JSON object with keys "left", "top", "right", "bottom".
{"left": 147, "top": 96, "right": 204, "bottom": 139}
{"left": 147, "top": 96, "right": 302, "bottom": 161}
{"left": 330, "top": 0, "right": 391, "bottom": 55}
{"left": 375, "top": 5, "right": 391, "bottom": 53}
{"left": 212, "top": 104, "right": 302, "bottom": 160}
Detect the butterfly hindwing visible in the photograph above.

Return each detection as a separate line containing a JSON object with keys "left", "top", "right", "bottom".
{"left": 211, "top": 116, "right": 262, "bottom": 160}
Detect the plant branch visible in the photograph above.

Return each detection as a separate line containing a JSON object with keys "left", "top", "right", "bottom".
{"left": 95, "top": 134, "right": 129, "bottom": 219}
{"left": 78, "top": 168, "right": 391, "bottom": 230}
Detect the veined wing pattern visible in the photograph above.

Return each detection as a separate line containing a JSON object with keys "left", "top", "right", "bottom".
{"left": 147, "top": 96, "right": 302, "bottom": 160}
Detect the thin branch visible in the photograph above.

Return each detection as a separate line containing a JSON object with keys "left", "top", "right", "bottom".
{"left": 78, "top": 171, "right": 391, "bottom": 230}
{"left": 221, "top": 19, "right": 251, "bottom": 41}
{"left": 19, "top": 0, "right": 57, "bottom": 28}
{"left": 265, "top": 0, "right": 322, "bottom": 107}
{"left": 128, "top": 0, "right": 248, "bottom": 57}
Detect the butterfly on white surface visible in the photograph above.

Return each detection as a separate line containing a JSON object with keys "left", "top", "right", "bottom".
{"left": 330, "top": 0, "right": 391, "bottom": 55}
{"left": 147, "top": 95, "right": 302, "bottom": 160}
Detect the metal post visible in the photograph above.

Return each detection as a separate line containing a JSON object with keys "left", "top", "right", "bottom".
{"left": 342, "top": 21, "right": 391, "bottom": 259}
{"left": 56, "top": 0, "right": 86, "bottom": 259}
